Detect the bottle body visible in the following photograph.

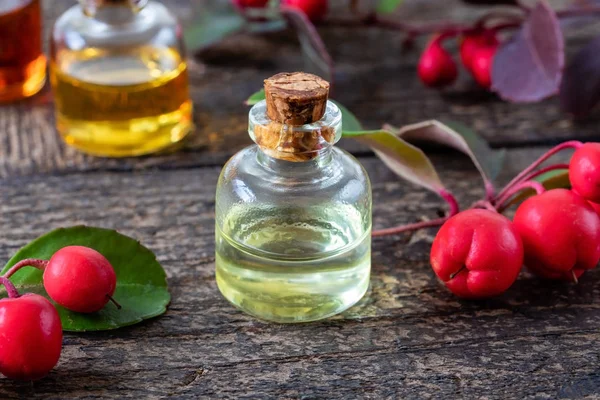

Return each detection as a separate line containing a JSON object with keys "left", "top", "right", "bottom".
{"left": 50, "top": 1, "right": 192, "bottom": 157}
{"left": 215, "top": 101, "right": 372, "bottom": 323}
{"left": 0, "top": 0, "right": 46, "bottom": 103}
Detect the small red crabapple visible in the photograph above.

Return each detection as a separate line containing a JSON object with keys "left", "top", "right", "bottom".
{"left": 418, "top": 39, "right": 458, "bottom": 88}
{"left": 470, "top": 44, "right": 498, "bottom": 89}
{"left": 430, "top": 209, "right": 524, "bottom": 299}
{"left": 588, "top": 200, "right": 600, "bottom": 217}
{"left": 569, "top": 142, "right": 600, "bottom": 203}
{"left": 513, "top": 189, "right": 600, "bottom": 281}
{"left": 0, "top": 290, "right": 62, "bottom": 380}
{"left": 44, "top": 246, "right": 118, "bottom": 313}
{"left": 459, "top": 30, "right": 498, "bottom": 72}
{"left": 281, "top": 0, "right": 328, "bottom": 22}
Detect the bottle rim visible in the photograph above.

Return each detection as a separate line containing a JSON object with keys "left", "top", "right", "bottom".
{"left": 248, "top": 100, "right": 342, "bottom": 160}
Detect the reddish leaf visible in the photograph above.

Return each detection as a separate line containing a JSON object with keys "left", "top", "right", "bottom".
{"left": 491, "top": 0, "right": 564, "bottom": 102}
{"left": 384, "top": 120, "right": 504, "bottom": 200}
{"left": 560, "top": 35, "right": 600, "bottom": 116}
{"left": 280, "top": 6, "right": 333, "bottom": 81}
{"left": 343, "top": 130, "right": 446, "bottom": 194}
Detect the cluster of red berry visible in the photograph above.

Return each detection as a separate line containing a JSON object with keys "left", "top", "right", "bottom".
{"left": 418, "top": 29, "right": 499, "bottom": 89}
{"left": 234, "top": 0, "right": 328, "bottom": 22}
{"left": 431, "top": 143, "right": 600, "bottom": 299}
{"left": 0, "top": 246, "right": 118, "bottom": 380}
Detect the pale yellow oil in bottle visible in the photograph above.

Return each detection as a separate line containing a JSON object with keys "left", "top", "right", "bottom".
{"left": 50, "top": 47, "right": 192, "bottom": 157}
{"left": 216, "top": 203, "right": 371, "bottom": 323}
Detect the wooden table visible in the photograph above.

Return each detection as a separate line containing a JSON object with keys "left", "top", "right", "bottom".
{"left": 2, "top": 0, "right": 600, "bottom": 398}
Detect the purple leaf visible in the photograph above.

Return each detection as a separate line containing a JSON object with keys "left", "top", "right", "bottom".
{"left": 280, "top": 7, "right": 333, "bottom": 81}
{"left": 491, "top": 0, "right": 564, "bottom": 103}
{"left": 560, "top": 35, "right": 600, "bottom": 116}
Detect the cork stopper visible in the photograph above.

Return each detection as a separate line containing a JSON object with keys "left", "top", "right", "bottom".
{"left": 264, "top": 72, "right": 330, "bottom": 125}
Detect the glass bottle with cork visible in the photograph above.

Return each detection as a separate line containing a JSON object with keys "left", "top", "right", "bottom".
{"left": 50, "top": 0, "right": 192, "bottom": 157}
{"left": 215, "top": 72, "right": 372, "bottom": 323}
{"left": 0, "top": 0, "right": 46, "bottom": 103}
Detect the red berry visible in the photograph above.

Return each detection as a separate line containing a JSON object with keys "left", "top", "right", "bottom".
{"left": 418, "top": 39, "right": 458, "bottom": 88}
{"left": 470, "top": 44, "right": 497, "bottom": 89}
{"left": 430, "top": 209, "right": 523, "bottom": 299}
{"left": 44, "top": 246, "right": 117, "bottom": 313}
{"left": 0, "top": 294, "right": 62, "bottom": 380}
{"left": 569, "top": 143, "right": 600, "bottom": 203}
{"left": 589, "top": 200, "right": 600, "bottom": 217}
{"left": 232, "top": 0, "right": 269, "bottom": 8}
{"left": 513, "top": 189, "right": 600, "bottom": 281}
{"left": 459, "top": 31, "right": 498, "bottom": 72}
{"left": 282, "top": 0, "right": 328, "bottom": 22}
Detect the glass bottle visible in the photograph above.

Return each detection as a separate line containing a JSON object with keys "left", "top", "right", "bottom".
{"left": 0, "top": 0, "right": 46, "bottom": 103}
{"left": 50, "top": 0, "right": 192, "bottom": 157}
{"left": 215, "top": 72, "right": 372, "bottom": 323}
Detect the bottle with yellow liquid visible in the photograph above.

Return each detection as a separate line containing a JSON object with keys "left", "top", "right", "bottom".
{"left": 50, "top": 0, "right": 192, "bottom": 157}
{"left": 0, "top": 0, "right": 46, "bottom": 103}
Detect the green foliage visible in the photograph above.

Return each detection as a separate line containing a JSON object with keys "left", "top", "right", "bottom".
{"left": 376, "top": 0, "right": 404, "bottom": 14}
{"left": 1, "top": 227, "right": 170, "bottom": 332}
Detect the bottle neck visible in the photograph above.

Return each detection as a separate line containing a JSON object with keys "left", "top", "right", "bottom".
{"left": 80, "top": 0, "right": 147, "bottom": 22}
{"left": 256, "top": 146, "right": 335, "bottom": 175}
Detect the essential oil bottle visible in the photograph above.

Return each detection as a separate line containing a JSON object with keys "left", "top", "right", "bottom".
{"left": 50, "top": 0, "right": 192, "bottom": 157}
{"left": 215, "top": 72, "right": 372, "bottom": 323}
{"left": 0, "top": 0, "right": 46, "bottom": 103}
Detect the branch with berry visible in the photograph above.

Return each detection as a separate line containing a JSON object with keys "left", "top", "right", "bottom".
{"left": 189, "top": 0, "right": 600, "bottom": 116}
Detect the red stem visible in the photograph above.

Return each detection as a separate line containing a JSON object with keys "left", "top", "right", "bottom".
{"left": 494, "top": 141, "right": 582, "bottom": 204}
{"left": 495, "top": 180, "right": 546, "bottom": 210}
{"left": 2, "top": 259, "right": 48, "bottom": 279}
{"left": 0, "top": 277, "right": 20, "bottom": 298}
{"left": 485, "top": 181, "right": 495, "bottom": 202}
{"left": 372, "top": 217, "right": 448, "bottom": 237}
{"left": 440, "top": 189, "right": 460, "bottom": 217}
{"left": 373, "top": 189, "right": 457, "bottom": 237}
{"left": 519, "top": 163, "right": 570, "bottom": 183}
{"left": 471, "top": 200, "right": 497, "bottom": 212}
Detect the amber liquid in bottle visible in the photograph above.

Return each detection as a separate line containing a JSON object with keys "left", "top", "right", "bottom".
{"left": 0, "top": 0, "right": 46, "bottom": 102}
{"left": 51, "top": 46, "right": 192, "bottom": 157}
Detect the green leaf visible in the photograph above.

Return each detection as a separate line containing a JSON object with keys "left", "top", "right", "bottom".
{"left": 184, "top": 7, "right": 245, "bottom": 52}
{"left": 343, "top": 130, "right": 446, "bottom": 194}
{"left": 333, "top": 100, "right": 363, "bottom": 132}
{"left": 245, "top": 89, "right": 265, "bottom": 106}
{"left": 244, "top": 92, "right": 364, "bottom": 131}
{"left": 376, "top": 0, "right": 404, "bottom": 14}
{"left": 0, "top": 226, "right": 170, "bottom": 332}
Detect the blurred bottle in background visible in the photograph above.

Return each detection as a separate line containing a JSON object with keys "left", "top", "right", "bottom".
{"left": 50, "top": 0, "right": 193, "bottom": 157}
{"left": 0, "top": 0, "right": 46, "bottom": 103}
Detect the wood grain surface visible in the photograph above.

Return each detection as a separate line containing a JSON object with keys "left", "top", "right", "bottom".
{"left": 1, "top": 0, "right": 600, "bottom": 398}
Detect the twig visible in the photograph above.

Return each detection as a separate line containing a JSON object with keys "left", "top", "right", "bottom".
{"left": 471, "top": 200, "right": 497, "bottom": 212}
{"left": 494, "top": 141, "right": 582, "bottom": 204}
{"left": 495, "top": 180, "right": 546, "bottom": 211}
{"left": 372, "top": 217, "right": 447, "bottom": 237}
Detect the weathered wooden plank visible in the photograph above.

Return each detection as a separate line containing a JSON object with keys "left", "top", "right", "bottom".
{"left": 0, "top": 0, "right": 597, "bottom": 178}
{"left": 0, "top": 147, "right": 594, "bottom": 398}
